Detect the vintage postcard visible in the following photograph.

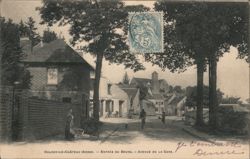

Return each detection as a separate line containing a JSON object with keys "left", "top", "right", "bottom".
{"left": 0, "top": 0, "right": 249, "bottom": 159}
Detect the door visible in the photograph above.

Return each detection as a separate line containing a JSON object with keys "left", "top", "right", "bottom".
{"left": 100, "top": 100, "right": 104, "bottom": 117}
{"left": 82, "top": 95, "right": 89, "bottom": 120}
{"left": 119, "top": 101, "right": 124, "bottom": 117}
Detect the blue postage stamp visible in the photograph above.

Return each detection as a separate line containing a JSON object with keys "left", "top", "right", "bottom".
{"left": 128, "top": 12, "right": 164, "bottom": 53}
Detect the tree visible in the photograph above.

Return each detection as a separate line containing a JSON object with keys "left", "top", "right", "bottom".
{"left": 145, "top": 2, "right": 207, "bottom": 126}
{"left": 25, "top": 17, "right": 40, "bottom": 51}
{"left": 203, "top": 3, "right": 248, "bottom": 129}
{"left": 122, "top": 72, "right": 130, "bottom": 85}
{"left": 19, "top": 20, "right": 29, "bottom": 37}
{"left": 147, "top": 2, "right": 248, "bottom": 128}
{"left": 38, "top": 0, "right": 147, "bottom": 121}
{"left": 0, "top": 17, "right": 31, "bottom": 88}
{"left": 42, "top": 29, "right": 58, "bottom": 43}
{"left": 186, "top": 86, "right": 224, "bottom": 108}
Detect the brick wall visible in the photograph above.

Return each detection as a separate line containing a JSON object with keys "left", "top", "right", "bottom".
{"left": 19, "top": 96, "right": 84, "bottom": 140}
{"left": 0, "top": 86, "right": 13, "bottom": 142}
{"left": 27, "top": 65, "right": 90, "bottom": 104}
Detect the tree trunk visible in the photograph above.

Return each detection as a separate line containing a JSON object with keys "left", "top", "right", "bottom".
{"left": 209, "top": 53, "right": 218, "bottom": 130}
{"left": 196, "top": 61, "right": 204, "bottom": 127}
{"left": 93, "top": 51, "right": 104, "bottom": 121}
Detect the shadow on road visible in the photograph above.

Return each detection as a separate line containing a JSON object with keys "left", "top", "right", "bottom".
{"left": 100, "top": 117, "right": 197, "bottom": 143}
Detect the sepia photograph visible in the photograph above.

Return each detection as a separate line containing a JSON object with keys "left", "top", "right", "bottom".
{"left": 0, "top": 0, "right": 249, "bottom": 158}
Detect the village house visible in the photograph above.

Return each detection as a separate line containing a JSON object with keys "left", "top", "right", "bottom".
{"left": 118, "top": 84, "right": 140, "bottom": 115}
{"left": 21, "top": 38, "right": 94, "bottom": 126}
{"left": 90, "top": 77, "right": 129, "bottom": 118}
{"left": 165, "top": 93, "right": 186, "bottom": 116}
{"left": 21, "top": 38, "right": 93, "bottom": 103}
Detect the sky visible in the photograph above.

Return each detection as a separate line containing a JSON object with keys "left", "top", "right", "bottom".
{"left": 1, "top": 0, "right": 249, "bottom": 100}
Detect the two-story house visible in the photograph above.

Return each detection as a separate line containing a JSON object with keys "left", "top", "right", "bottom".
{"left": 21, "top": 38, "right": 94, "bottom": 125}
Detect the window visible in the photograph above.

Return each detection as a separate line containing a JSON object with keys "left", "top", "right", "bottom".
{"left": 107, "top": 84, "right": 112, "bottom": 95}
{"left": 111, "top": 101, "right": 114, "bottom": 112}
{"left": 62, "top": 97, "right": 71, "bottom": 103}
{"left": 47, "top": 68, "right": 58, "bottom": 85}
{"left": 90, "top": 71, "right": 95, "bottom": 79}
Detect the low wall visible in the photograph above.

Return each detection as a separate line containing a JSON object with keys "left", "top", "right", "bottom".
{"left": 0, "top": 88, "right": 87, "bottom": 141}
{"left": 20, "top": 97, "right": 83, "bottom": 140}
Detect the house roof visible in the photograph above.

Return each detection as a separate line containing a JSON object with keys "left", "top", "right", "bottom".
{"left": 117, "top": 83, "right": 138, "bottom": 100}
{"left": 164, "top": 95, "right": 174, "bottom": 102}
{"left": 219, "top": 104, "right": 250, "bottom": 112}
{"left": 169, "top": 96, "right": 185, "bottom": 105}
{"left": 148, "top": 93, "right": 164, "bottom": 100}
{"left": 22, "top": 39, "right": 94, "bottom": 69}
{"left": 142, "top": 99, "right": 156, "bottom": 108}
{"left": 131, "top": 78, "right": 151, "bottom": 86}
{"left": 121, "top": 88, "right": 138, "bottom": 100}
{"left": 131, "top": 77, "right": 168, "bottom": 87}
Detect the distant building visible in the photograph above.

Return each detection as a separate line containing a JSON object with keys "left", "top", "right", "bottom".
{"left": 165, "top": 94, "right": 186, "bottom": 116}
{"left": 90, "top": 77, "right": 129, "bottom": 118}
{"left": 130, "top": 71, "right": 170, "bottom": 96}
{"left": 141, "top": 100, "right": 156, "bottom": 116}
{"left": 118, "top": 84, "right": 140, "bottom": 115}
{"left": 130, "top": 71, "right": 168, "bottom": 114}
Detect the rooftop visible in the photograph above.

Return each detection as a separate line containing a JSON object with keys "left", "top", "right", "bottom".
{"left": 169, "top": 96, "right": 185, "bottom": 105}
{"left": 22, "top": 39, "right": 94, "bottom": 69}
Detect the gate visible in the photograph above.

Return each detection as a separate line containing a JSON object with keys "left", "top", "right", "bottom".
{"left": 11, "top": 89, "right": 22, "bottom": 141}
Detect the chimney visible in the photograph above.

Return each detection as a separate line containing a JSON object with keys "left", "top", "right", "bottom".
{"left": 151, "top": 71, "right": 160, "bottom": 94}
{"left": 20, "top": 36, "right": 32, "bottom": 54}
{"left": 20, "top": 37, "right": 30, "bottom": 47}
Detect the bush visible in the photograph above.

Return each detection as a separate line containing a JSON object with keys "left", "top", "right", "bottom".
{"left": 217, "top": 105, "right": 249, "bottom": 135}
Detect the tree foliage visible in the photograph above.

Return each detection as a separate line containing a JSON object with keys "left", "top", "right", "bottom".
{"left": 42, "top": 29, "right": 58, "bottom": 43}
{"left": 146, "top": 1, "right": 248, "bottom": 127}
{"left": 19, "top": 20, "right": 29, "bottom": 37}
{"left": 38, "top": 1, "right": 145, "bottom": 69}
{"left": 158, "top": 2, "right": 247, "bottom": 61}
{"left": 186, "top": 86, "right": 224, "bottom": 108}
{"left": 0, "top": 17, "right": 31, "bottom": 88}
{"left": 38, "top": 0, "right": 148, "bottom": 120}
{"left": 25, "top": 17, "right": 41, "bottom": 48}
